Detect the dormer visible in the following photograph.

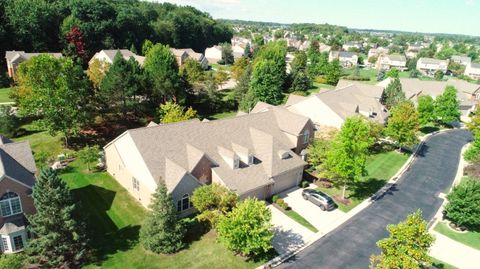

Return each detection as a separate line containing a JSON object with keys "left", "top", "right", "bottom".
{"left": 278, "top": 150, "right": 291, "bottom": 160}
{"left": 231, "top": 143, "right": 254, "bottom": 165}
{"left": 217, "top": 146, "right": 240, "bottom": 169}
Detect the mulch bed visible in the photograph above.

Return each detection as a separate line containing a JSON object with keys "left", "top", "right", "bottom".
{"left": 333, "top": 195, "right": 351, "bottom": 205}
{"left": 463, "top": 164, "right": 480, "bottom": 179}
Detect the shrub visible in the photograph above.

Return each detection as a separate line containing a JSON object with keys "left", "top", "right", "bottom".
{"left": 191, "top": 184, "right": 238, "bottom": 227}
{"left": 271, "top": 194, "right": 279, "bottom": 203}
{"left": 444, "top": 178, "right": 480, "bottom": 230}
{"left": 301, "top": 181, "right": 310, "bottom": 188}
{"left": 276, "top": 199, "right": 289, "bottom": 210}
{"left": 290, "top": 90, "right": 307, "bottom": 96}
{"left": 0, "top": 106, "right": 20, "bottom": 137}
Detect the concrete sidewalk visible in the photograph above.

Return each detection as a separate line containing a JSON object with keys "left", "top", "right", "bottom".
{"left": 430, "top": 230, "right": 480, "bottom": 269}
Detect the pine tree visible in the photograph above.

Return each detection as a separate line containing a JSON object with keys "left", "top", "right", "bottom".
{"left": 26, "top": 168, "right": 88, "bottom": 268}
{"left": 140, "top": 183, "right": 185, "bottom": 254}
{"left": 380, "top": 78, "right": 406, "bottom": 109}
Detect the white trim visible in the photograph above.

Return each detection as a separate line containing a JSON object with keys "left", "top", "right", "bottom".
{"left": 0, "top": 192, "right": 23, "bottom": 217}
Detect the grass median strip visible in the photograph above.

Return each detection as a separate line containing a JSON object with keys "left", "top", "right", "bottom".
{"left": 284, "top": 209, "right": 318, "bottom": 233}
{"left": 434, "top": 222, "right": 480, "bottom": 251}
{"left": 430, "top": 256, "right": 458, "bottom": 269}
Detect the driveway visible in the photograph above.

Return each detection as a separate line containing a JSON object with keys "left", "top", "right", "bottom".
{"left": 268, "top": 205, "right": 315, "bottom": 255}
{"left": 430, "top": 229, "right": 480, "bottom": 269}
{"left": 278, "top": 129, "right": 472, "bottom": 269}
{"left": 281, "top": 186, "right": 345, "bottom": 232}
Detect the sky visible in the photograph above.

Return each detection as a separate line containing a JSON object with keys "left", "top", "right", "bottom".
{"left": 153, "top": 0, "right": 480, "bottom": 36}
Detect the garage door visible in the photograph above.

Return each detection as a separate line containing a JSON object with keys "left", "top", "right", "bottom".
{"left": 274, "top": 170, "right": 302, "bottom": 194}
{"left": 241, "top": 185, "right": 270, "bottom": 200}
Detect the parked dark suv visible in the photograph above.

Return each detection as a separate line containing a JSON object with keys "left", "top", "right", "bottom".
{"left": 302, "top": 189, "right": 336, "bottom": 211}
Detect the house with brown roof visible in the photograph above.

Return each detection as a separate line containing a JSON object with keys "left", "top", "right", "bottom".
{"left": 416, "top": 57, "right": 449, "bottom": 76}
{"left": 329, "top": 51, "right": 358, "bottom": 68}
{"left": 5, "top": 51, "right": 63, "bottom": 79}
{"left": 465, "top": 63, "right": 480, "bottom": 80}
{"left": 104, "top": 108, "right": 314, "bottom": 216}
{"left": 0, "top": 136, "right": 36, "bottom": 254}
{"left": 170, "top": 48, "right": 209, "bottom": 69}
{"left": 88, "top": 49, "right": 145, "bottom": 66}
{"left": 376, "top": 54, "right": 407, "bottom": 71}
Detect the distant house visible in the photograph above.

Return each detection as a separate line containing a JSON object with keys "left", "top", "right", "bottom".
{"left": 232, "top": 45, "right": 245, "bottom": 60}
{"left": 342, "top": 42, "right": 362, "bottom": 51}
{"left": 170, "top": 48, "right": 209, "bottom": 69}
{"left": 416, "top": 57, "right": 449, "bottom": 76}
{"left": 451, "top": 55, "right": 471, "bottom": 66}
{"left": 279, "top": 81, "right": 387, "bottom": 129}
{"left": 464, "top": 63, "right": 480, "bottom": 80}
{"left": 329, "top": 51, "right": 358, "bottom": 67}
{"left": 88, "top": 49, "right": 145, "bottom": 66}
{"left": 0, "top": 136, "right": 37, "bottom": 254}
{"left": 318, "top": 43, "right": 332, "bottom": 53}
{"left": 368, "top": 47, "right": 389, "bottom": 59}
{"left": 376, "top": 54, "right": 407, "bottom": 71}
{"left": 406, "top": 43, "right": 423, "bottom": 59}
{"left": 104, "top": 108, "right": 314, "bottom": 214}
{"left": 5, "top": 51, "right": 63, "bottom": 79}
{"left": 204, "top": 46, "right": 223, "bottom": 64}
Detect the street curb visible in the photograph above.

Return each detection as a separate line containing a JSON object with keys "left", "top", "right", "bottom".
{"left": 259, "top": 128, "right": 459, "bottom": 269}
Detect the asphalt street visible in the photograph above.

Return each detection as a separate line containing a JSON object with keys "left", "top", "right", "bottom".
{"left": 278, "top": 129, "right": 472, "bottom": 269}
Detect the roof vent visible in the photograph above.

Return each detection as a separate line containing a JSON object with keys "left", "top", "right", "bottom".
{"left": 278, "top": 150, "right": 291, "bottom": 160}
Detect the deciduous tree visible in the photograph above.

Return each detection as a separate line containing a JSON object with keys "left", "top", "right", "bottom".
{"left": 385, "top": 101, "right": 419, "bottom": 149}
{"left": 444, "top": 178, "right": 480, "bottom": 230}
{"left": 140, "top": 182, "right": 185, "bottom": 254}
{"left": 0, "top": 105, "right": 20, "bottom": 137}
{"left": 231, "top": 57, "right": 249, "bottom": 80}
{"left": 370, "top": 210, "right": 434, "bottom": 269}
{"left": 87, "top": 58, "right": 110, "bottom": 89}
{"left": 27, "top": 168, "right": 88, "bottom": 268}
{"left": 435, "top": 86, "right": 460, "bottom": 124}
{"left": 417, "top": 95, "right": 436, "bottom": 125}
{"left": 217, "top": 198, "right": 273, "bottom": 256}
{"left": 191, "top": 184, "right": 238, "bottom": 227}
{"left": 243, "top": 59, "right": 284, "bottom": 109}
{"left": 157, "top": 101, "right": 197, "bottom": 124}
{"left": 77, "top": 145, "right": 100, "bottom": 171}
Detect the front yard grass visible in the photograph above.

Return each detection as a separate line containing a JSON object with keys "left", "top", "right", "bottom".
{"left": 430, "top": 256, "right": 458, "bottom": 269}
{"left": 0, "top": 87, "right": 13, "bottom": 103}
{"left": 434, "top": 222, "right": 480, "bottom": 251}
{"left": 60, "top": 160, "right": 270, "bottom": 269}
{"left": 284, "top": 209, "right": 318, "bottom": 233}
{"left": 316, "top": 150, "right": 410, "bottom": 212}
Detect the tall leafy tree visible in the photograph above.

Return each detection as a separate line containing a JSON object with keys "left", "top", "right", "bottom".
{"left": 231, "top": 57, "right": 249, "bottom": 80}
{"left": 77, "top": 145, "right": 100, "bottom": 171}
{"left": 417, "top": 95, "right": 436, "bottom": 125}
{"left": 0, "top": 105, "right": 20, "bottom": 137}
{"left": 191, "top": 184, "right": 238, "bottom": 227}
{"left": 290, "top": 51, "right": 311, "bottom": 92}
{"left": 324, "top": 59, "right": 342, "bottom": 85}
{"left": 380, "top": 78, "right": 405, "bottom": 109}
{"left": 140, "top": 182, "right": 185, "bottom": 254}
{"left": 370, "top": 210, "right": 434, "bottom": 269}
{"left": 434, "top": 86, "right": 460, "bottom": 124}
{"left": 179, "top": 58, "right": 205, "bottom": 84}
{"left": 325, "top": 116, "right": 373, "bottom": 199}
{"left": 15, "top": 55, "right": 89, "bottom": 147}
{"left": 157, "top": 101, "right": 197, "bottom": 124}
{"left": 144, "top": 44, "right": 184, "bottom": 105}
{"left": 27, "top": 168, "right": 88, "bottom": 268}
{"left": 87, "top": 58, "right": 110, "bottom": 89}
{"left": 220, "top": 42, "right": 234, "bottom": 65}
{"left": 386, "top": 101, "right": 419, "bottom": 149}
{"left": 64, "top": 26, "right": 87, "bottom": 62}
{"left": 235, "top": 64, "right": 253, "bottom": 109}
{"left": 444, "top": 178, "right": 480, "bottom": 230}
{"left": 254, "top": 41, "right": 287, "bottom": 84}
{"left": 216, "top": 198, "right": 273, "bottom": 256}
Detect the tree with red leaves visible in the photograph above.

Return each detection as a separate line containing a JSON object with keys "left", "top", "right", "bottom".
{"left": 65, "top": 26, "right": 87, "bottom": 62}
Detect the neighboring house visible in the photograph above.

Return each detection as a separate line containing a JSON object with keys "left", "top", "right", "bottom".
{"left": 104, "top": 108, "right": 314, "bottom": 216}
{"left": 319, "top": 43, "right": 332, "bottom": 53}
{"left": 205, "top": 46, "right": 223, "bottom": 64}
{"left": 451, "top": 55, "right": 471, "bottom": 66}
{"left": 378, "top": 78, "right": 480, "bottom": 122}
{"left": 280, "top": 81, "right": 387, "bottom": 129}
{"left": 406, "top": 44, "right": 422, "bottom": 59}
{"left": 232, "top": 45, "right": 244, "bottom": 60}
{"left": 170, "top": 48, "right": 209, "bottom": 69}
{"left": 329, "top": 51, "right": 358, "bottom": 67}
{"left": 368, "top": 47, "right": 389, "bottom": 59}
{"left": 416, "top": 57, "right": 449, "bottom": 76}
{"left": 88, "top": 49, "right": 145, "bottom": 66}
{"left": 342, "top": 42, "right": 362, "bottom": 51}
{"left": 464, "top": 63, "right": 480, "bottom": 80}
{"left": 376, "top": 54, "right": 407, "bottom": 71}
{"left": 0, "top": 136, "right": 36, "bottom": 254}
{"left": 5, "top": 51, "right": 63, "bottom": 79}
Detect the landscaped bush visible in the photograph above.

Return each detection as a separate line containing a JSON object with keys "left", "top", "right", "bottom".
{"left": 301, "top": 181, "right": 310, "bottom": 188}
{"left": 276, "top": 198, "right": 289, "bottom": 210}
{"left": 343, "top": 76, "right": 370, "bottom": 81}
{"left": 271, "top": 194, "right": 279, "bottom": 203}
{"left": 444, "top": 178, "right": 480, "bottom": 230}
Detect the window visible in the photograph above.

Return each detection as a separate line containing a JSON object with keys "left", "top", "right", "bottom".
{"left": 132, "top": 177, "right": 139, "bottom": 191}
{"left": 248, "top": 155, "right": 254, "bottom": 165}
{"left": 12, "top": 235, "right": 23, "bottom": 251}
{"left": 0, "top": 192, "right": 22, "bottom": 217}
{"left": 177, "top": 194, "right": 191, "bottom": 212}
{"left": 303, "top": 130, "right": 310, "bottom": 144}
{"left": 2, "top": 237, "right": 8, "bottom": 252}
{"left": 233, "top": 158, "right": 240, "bottom": 169}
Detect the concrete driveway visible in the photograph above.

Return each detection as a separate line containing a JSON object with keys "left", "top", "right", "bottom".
{"left": 268, "top": 205, "right": 315, "bottom": 255}
{"left": 281, "top": 186, "right": 345, "bottom": 232}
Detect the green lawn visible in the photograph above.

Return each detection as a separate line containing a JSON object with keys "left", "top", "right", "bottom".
{"left": 307, "top": 81, "right": 335, "bottom": 95}
{"left": 0, "top": 87, "right": 13, "bottom": 103}
{"left": 207, "top": 110, "right": 237, "bottom": 120}
{"left": 211, "top": 63, "right": 232, "bottom": 71}
{"left": 342, "top": 68, "right": 378, "bottom": 84}
{"left": 60, "top": 160, "right": 269, "bottom": 269}
{"left": 317, "top": 150, "right": 410, "bottom": 212}
{"left": 284, "top": 209, "right": 318, "bottom": 233}
{"left": 434, "top": 222, "right": 480, "bottom": 251}
{"left": 430, "top": 256, "right": 458, "bottom": 269}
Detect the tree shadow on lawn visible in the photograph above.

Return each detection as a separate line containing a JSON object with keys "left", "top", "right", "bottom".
{"left": 419, "top": 125, "right": 440, "bottom": 134}
{"left": 71, "top": 185, "right": 141, "bottom": 265}
{"left": 349, "top": 177, "right": 388, "bottom": 200}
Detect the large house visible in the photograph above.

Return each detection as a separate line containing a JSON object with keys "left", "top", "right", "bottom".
{"left": 376, "top": 54, "right": 407, "bottom": 71}
{"left": 104, "top": 108, "right": 314, "bottom": 215}
{"left": 451, "top": 55, "right": 471, "bottom": 66}
{"left": 416, "top": 57, "right": 449, "bottom": 76}
{"left": 368, "top": 47, "right": 389, "bottom": 59}
{"left": 89, "top": 49, "right": 145, "bottom": 66}
{"left": 329, "top": 51, "right": 358, "bottom": 67}
{"left": 464, "top": 63, "right": 480, "bottom": 80}
{"left": 204, "top": 46, "right": 223, "bottom": 64}
{"left": 0, "top": 136, "right": 36, "bottom": 254}
{"left": 170, "top": 48, "right": 209, "bottom": 69}
{"left": 5, "top": 51, "right": 63, "bottom": 79}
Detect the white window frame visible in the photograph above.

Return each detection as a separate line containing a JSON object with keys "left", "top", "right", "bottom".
{"left": 303, "top": 130, "right": 310, "bottom": 144}
{"left": 132, "top": 177, "right": 140, "bottom": 191}
{"left": 12, "top": 235, "right": 24, "bottom": 252}
{"left": 1, "top": 236, "right": 9, "bottom": 252}
{"left": 0, "top": 192, "right": 23, "bottom": 217}
{"left": 177, "top": 194, "right": 191, "bottom": 212}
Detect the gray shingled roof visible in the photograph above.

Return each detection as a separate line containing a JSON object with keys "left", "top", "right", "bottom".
{"left": 5, "top": 51, "right": 62, "bottom": 64}
{"left": 0, "top": 140, "right": 36, "bottom": 187}
{"left": 124, "top": 108, "right": 308, "bottom": 195}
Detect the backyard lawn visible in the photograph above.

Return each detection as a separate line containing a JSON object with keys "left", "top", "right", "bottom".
{"left": 207, "top": 110, "right": 237, "bottom": 120}
{"left": 59, "top": 160, "right": 270, "bottom": 269}
{"left": 434, "top": 222, "right": 480, "bottom": 251}
{"left": 0, "top": 87, "right": 13, "bottom": 103}
{"left": 317, "top": 150, "right": 410, "bottom": 212}
{"left": 307, "top": 81, "right": 335, "bottom": 95}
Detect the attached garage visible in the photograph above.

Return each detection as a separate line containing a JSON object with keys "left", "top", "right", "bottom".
{"left": 240, "top": 184, "right": 272, "bottom": 200}
{"left": 273, "top": 168, "right": 303, "bottom": 194}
